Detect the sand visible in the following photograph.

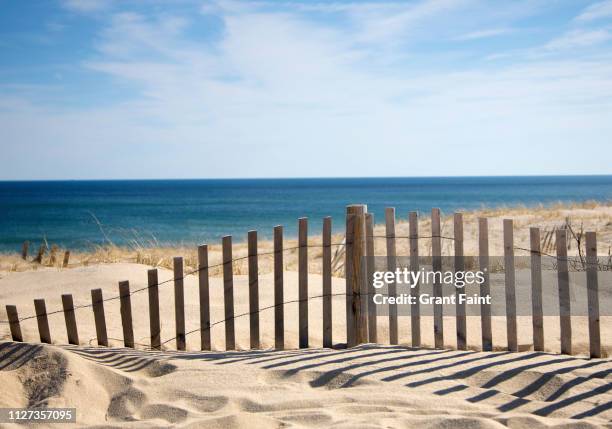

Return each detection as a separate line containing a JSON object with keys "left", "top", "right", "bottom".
{"left": 1, "top": 263, "right": 611, "bottom": 427}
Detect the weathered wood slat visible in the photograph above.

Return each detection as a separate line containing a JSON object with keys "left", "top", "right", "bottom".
{"left": 347, "top": 205, "right": 367, "bottom": 346}
{"left": 365, "top": 213, "right": 377, "bottom": 344}
{"left": 585, "top": 232, "right": 601, "bottom": 359}
{"left": 198, "top": 245, "right": 211, "bottom": 351}
{"left": 409, "top": 211, "right": 420, "bottom": 348}
{"left": 34, "top": 299, "right": 51, "bottom": 344}
{"left": 61, "top": 294, "right": 79, "bottom": 345}
{"left": 503, "top": 219, "right": 517, "bottom": 352}
{"left": 248, "top": 232, "right": 260, "bottom": 350}
{"left": 385, "top": 207, "right": 398, "bottom": 345}
{"left": 556, "top": 230, "right": 572, "bottom": 355}
{"left": 6, "top": 305, "right": 23, "bottom": 342}
{"left": 478, "top": 218, "right": 492, "bottom": 351}
{"left": 148, "top": 269, "right": 161, "bottom": 350}
{"left": 91, "top": 288, "right": 108, "bottom": 346}
{"left": 530, "top": 227, "right": 544, "bottom": 352}
{"left": 454, "top": 213, "right": 466, "bottom": 350}
{"left": 298, "top": 218, "right": 309, "bottom": 348}
{"left": 431, "top": 208, "right": 444, "bottom": 349}
{"left": 174, "top": 257, "right": 186, "bottom": 351}
{"left": 274, "top": 226, "right": 284, "bottom": 350}
{"left": 322, "top": 217, "right": 333, "bottom": 348}
{"left": 222, "top": 237, "right": 235, "bottom": 350}
{"left": 119, "top": 281, "right": 134, "bottom": 348}
{"left": 345, "top": 210, "right": 355, "bottom": 347}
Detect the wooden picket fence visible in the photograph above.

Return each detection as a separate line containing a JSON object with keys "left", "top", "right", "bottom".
{"left": 3, "top": 204, "right": 604, "bottom": 359}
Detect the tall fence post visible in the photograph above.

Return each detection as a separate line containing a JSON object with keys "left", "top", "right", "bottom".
{"left": 385, "top": 207, "right": 398, "bottom": 345}
{"left": 174, "top": 257, "right": 186, "bottom": 351}
{"left": 198, "top": 245, "right": 211, "bottom": 351}
{"left": 21, "top": 241, "right": 29, "bottom": 260}
{"left": 365, "top": 213, "right": 377, "bottom": 343}
{"left": 431, "top": 208, "right": 444, "bottom": 349}
{"left": 62, "top": 251, "right": 70, "bottom": 268}
{"left": 6, "top": 305, "right": 23, "bottom": 342}
{"left": 503, "top": 219, "right": 518, "bottom": 352}
{"left": 34, "top": 299, "right": 51, "bottom": 344}
{"left": 345, "top": 209, "right": 355, "bottom": 347}
{"left": 585, "top": 232, "right": 601, "bottom": 359}
{"left": 478, "top": 218, "right": 492, "bottom": 351}
{"left": 222, "top": 236, "right": 235, "bottom": 350}
{"left": 91, "top": 288, "right": 108, "bottom": 347}
{"left": 148, "top": 269, "right": 161, "bottom": 350}
{"left": 119, "top": 281, "right": 134, "bottom": 349}
{"left": 556, "top": 230, "right": 572, "bottom": 355}
{"left": 322, "top": 217, "right": 333, "bottom": 348}
{"left": 346, "top": 204, "right": 367, "bottom": 346}
{"left": 298, "top": 218, "right": 309, "bottom": 348}
{"left": 409, "top": 211, "right": 420, "bottom": 348}
{"left": 454, "top": 213, "right": 466, "bottom": 350}
{"left": 61, "top": 294, "right": 79, "bottom": 345}
{"left": 530, "top": 227, "right": 544, "bottom": 352}
{"left": 248, "top": 231, "right": 260, "bottom": 350}
{"left": 274, "top": 226, "right": 284, "bottom": 350}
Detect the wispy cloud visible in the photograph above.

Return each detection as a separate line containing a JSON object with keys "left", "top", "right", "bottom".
{"left": 454, "top": 27, "right": 514, "bottom": 41}
{"left": 544, "top": 28, "right": 612, "bottom": 50}
{"left": 575, "top": 0, "right": 612, "bottom": 22}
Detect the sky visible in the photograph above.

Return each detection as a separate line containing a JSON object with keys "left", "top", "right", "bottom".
{"left": 1, "top": 0, "right": 611, "bottom": 180}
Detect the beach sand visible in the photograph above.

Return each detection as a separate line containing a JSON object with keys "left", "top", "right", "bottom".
{"left": 0, "top": 263, "right": 611, "bottom": 427}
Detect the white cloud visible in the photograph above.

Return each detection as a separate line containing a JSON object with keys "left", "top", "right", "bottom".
{"left": 544, "top": 28, "right": 611, "bottom": 50}
{"left": 454, "top": 27, "right": 514, "bottom": 40}
{"left": 61, "top": 0, "right": 112, "bottom": 13}
{"left": 575, "top": 0, "right": 612, "bottom": 22}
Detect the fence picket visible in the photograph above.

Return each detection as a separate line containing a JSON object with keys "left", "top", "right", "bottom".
{"left": 274, "top": 226, "right": 284, "bottom": 350}
{"left": 299, "top": 218, "right": 309, "bottom": 348}
{"left": 454, "top": 213, "right": 466, "bottom": 350}
{"left": 409, "top": 211, "right": 420, "bottom": 348}
{"left": 530, "top": 228, "right": 544, "bottom": 352}
{"left": 6, "top": 305, "right": 23, "bottom": 342}
{"left": 222, "top": 237, "right": 235, "bottom": 350}
{"left": 478, "top": 218, "right": 492, "bottom": 351}
{"left": 365, "top": 213, "right": 377, "bottom": 343}
{"left": 585, "top": 232, "right": 601, "bottom": 358}
{"left": 61, "top": 294, "right": 79, "bottom": 345}
{"left": 556, "top": 230, "right": 572, "bottom": 355}
{"left": 198, "top": 245, "right": 211, "bottom": 351}
{"left": 385, "top": 207, "right": 398, "bottom": 345}
{"left": 322, "top": 217, "right": 333, "bottom": 348}
{"left": 432, "top": 208, "right": 443, "bottom": 349}
{"left": 248, "top": 232, "right": 260, "bottom": 350}
{"left": 174, "top": 257, "right": 186, "bottom": 351}
{"left": 34, "top": 299, "right": 51, "bottom": 344}
{"left": 119, "top": 281, "right": 134, "bottom": 348}
{"left": 91, "top": 289, "right": 108, "bottom": 347}
{"left": 148, "top": 269, "right": 161, "bottom": 350}
{"left": 503, "top": 219, "right": 518, "bottom": 352}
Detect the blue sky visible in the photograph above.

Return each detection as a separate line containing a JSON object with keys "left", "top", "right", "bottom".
{"left": 1, "top": 0, "right": 611, "bottom": 179}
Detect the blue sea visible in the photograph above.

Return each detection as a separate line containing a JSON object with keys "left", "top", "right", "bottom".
{"left": 0, "top": 176, "right": 610, "bottom": 251}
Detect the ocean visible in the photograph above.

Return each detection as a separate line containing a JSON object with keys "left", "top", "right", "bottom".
{"left": 0, "top": 176, "right": 610, "bottom": 251}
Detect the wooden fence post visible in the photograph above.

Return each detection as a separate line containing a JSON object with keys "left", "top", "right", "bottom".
{"left": 345, "top": 210, "right": 355, "bottom": 347}
{"left": 454, "top": 213, "right": 466, "bottom": 350}
{"left": 432, "top": 208, "right": 444, "bottom": 349}
{"left": 274, "top": 226, "right": 284, "bottom": 350}
{"left": 365, "top": 213, "right": 377, "bottom": 343}
{"left": 49, "top": 245, "right": 59, "bottom": 266}
{"left": 585, "top": 232, "right": 601, "bottom": 359}
{"left": 6, "top": 305, "right": 23, "bottom": 342}
{"left": 34, "top": 244, "right": 46, "bottom": 264}
{"left": 248, "top": 231, "right": 260, "bottom": 349}
{"left": 409, "top": 211, "right": 420, "bottom": 348}
{"left": 503, "top": 219, "right": 518, "bottom": 352}
{"left": 530, "top": 227, "right": 544, "bottom": 352}
{"left": 298, "top": 218, "right": 309, "bottom": 348}
{"left": 148, "top": 269, "right": 161, "bottom": 350}
{"left": 91, "top": 289, "right": 108, "bottom": 347}
{"left": 222, "top": 237, "right": 235, "bottom": 350}
{"left": 62, "top": 251, "right": 70, "bottom": 268}
{"left": 21, "top": 241, "right": 29, "bottom": 260}
{"left": 198, "top": 245, "right": 211, "bottom": 351}
{"left": 478, "top": 218, "right": 492, "bottom": 351}
{"left": 174, "top": 257, "right": 186, "bottom": 351}
{"left": 322, "top": 217, "right": 333, "bottom": 348}
{"left": 346, "top": 205, "right": 367, "bottom": 346}
{"left": 34, "top": 299, "right": 51, "bottom": 344}
{"left": 119, "top": 281, "right": 134, "bottom": 348}
{"left": 385, "top": 207, "right": 398, "bottom": 345}
{"left": 556, "top": 230, "right": 572, "bottom": 355}
{"left": 61, "top": 294, "right": 79, "bottom": 345}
